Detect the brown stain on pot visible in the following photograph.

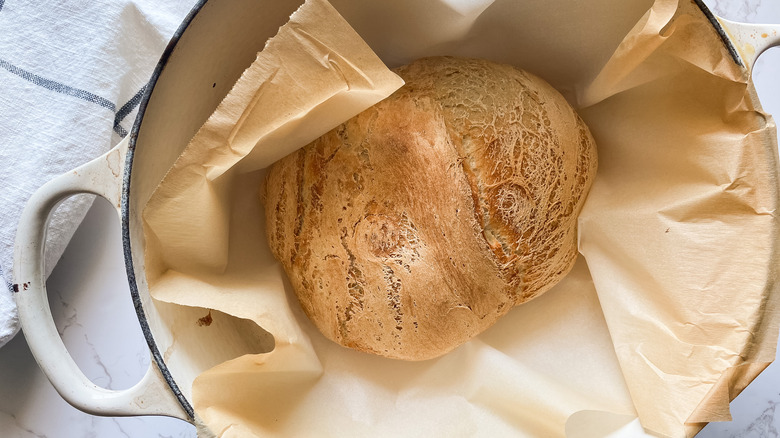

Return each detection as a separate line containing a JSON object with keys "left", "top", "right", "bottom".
{"left": 10, "top": 283, "right": 29, "bottom": 293}
{"left": 105, "top": 148, "right": 121, "bottom": 178}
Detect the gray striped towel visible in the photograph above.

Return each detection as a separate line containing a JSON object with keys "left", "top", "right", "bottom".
{"left": 0, "top": 0, "right": 197, "bottom": 347}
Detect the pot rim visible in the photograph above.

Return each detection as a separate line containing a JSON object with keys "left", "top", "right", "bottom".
{"left": 124, "top": 0, "right": 208, "bottom": 419}
{"left": 121, "top": 0, "right": 744, "bottom": 420}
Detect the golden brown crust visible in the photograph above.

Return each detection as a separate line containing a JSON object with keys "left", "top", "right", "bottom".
{"left": 264, "top": 57, "right": 597, "bottom": 360}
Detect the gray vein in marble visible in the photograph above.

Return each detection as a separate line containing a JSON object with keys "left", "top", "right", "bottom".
{"left": 732, "top": 400, "right": 779, "bottom": 438}
{"left": 53, "top": 288, "right": 82, "bottom": 338}
{"left": 110, "top": 417, "right": 133, "bottom": 438}
{"left": 83, "top": 332, "right": 114, "bottom": 389}
{"left": 10, "top": 413, "right": 48, "bottom": 438}
{"left": 84, "top": 416, "right": 97, "bottom": 438}
{"left": 710, "top": 0, "right": 760, "bottom": 22}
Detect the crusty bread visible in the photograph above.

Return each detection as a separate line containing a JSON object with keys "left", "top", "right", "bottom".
{"left": 263, "top": 56, "right": 597, "bottom": 360}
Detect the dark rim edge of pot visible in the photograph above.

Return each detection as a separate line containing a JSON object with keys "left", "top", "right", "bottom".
{"left": 124, "top": 0, "right": 209, "bottom": 421}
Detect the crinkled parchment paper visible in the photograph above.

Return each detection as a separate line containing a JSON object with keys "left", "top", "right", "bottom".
{"left": 576, "top": 0, "right": 780, "bottom": 435}
{"left": 142, "top": 0, "right": 780, "bottom": 437}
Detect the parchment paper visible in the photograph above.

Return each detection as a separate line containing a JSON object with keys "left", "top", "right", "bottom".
{"left": 576, "top": 1, "right": 780, "bottom": 435}
{"left": 142, "top": 0, "right": 780, "bottom": 437}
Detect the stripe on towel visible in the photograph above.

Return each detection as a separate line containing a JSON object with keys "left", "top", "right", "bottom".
{"left": 0, "top": 58, "right": 147, "bottom": 137}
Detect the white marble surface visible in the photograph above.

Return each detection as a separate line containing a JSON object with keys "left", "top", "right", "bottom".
{"left": 0, "top": 197, "right": 195, "bottom": 437}
{"left": 0, "top": 1, "right": 778, "bottom": 437}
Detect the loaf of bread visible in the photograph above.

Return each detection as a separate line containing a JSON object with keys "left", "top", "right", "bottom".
{"left": 263, "top": 56, "right": 597, "bottom": 360}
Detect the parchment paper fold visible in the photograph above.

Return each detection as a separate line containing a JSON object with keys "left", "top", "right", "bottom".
{"left": 143, "top": 0, "right": 780, "bottom": 437}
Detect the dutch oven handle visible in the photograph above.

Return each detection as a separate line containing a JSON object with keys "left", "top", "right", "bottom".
{"left": 717, "top": 17, "right": 780, "bottom": 70}
{"left": 12, "top": 137, "right": 189, "bottom": 420}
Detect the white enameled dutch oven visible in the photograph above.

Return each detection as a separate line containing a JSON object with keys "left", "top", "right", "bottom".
{"left": 12, "top": 0, "right": 780, "bottom": 434}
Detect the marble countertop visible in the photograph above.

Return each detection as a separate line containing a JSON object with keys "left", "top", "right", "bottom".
{"left": 1, "top": 1, "right": 779, "bottom": 437}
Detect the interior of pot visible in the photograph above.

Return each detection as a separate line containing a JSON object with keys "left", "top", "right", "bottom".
{"left": 124, "top": 0, "right": 751, "bottom": 416}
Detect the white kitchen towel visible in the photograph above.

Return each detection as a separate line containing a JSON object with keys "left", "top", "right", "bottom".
{"left": 0, "top": 0, "right": 198, "bottom": 348}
